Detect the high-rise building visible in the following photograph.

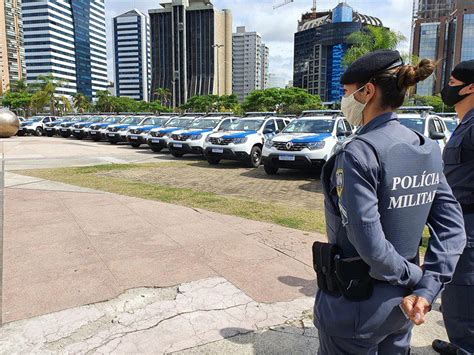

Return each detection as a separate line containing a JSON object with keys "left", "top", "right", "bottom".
{"left": 232, "top": 26, "right": 270, "bottom": 102}
{"left": 22, "top": 0, "right": 108, "bottom": 99}
{"left": 412, "top": 0, "right": 474, "bottom": 95}
{"left": 113, "top": 9, "right": 151, "bottom": 102}
{"left": 293, "top": 2, "right": 383, "bottom": 102}
{"left": 0, "top": 0, "right": 25, "bottom": 95}
{"left": 149, "top": 0, "right": 232, "bottom": 108}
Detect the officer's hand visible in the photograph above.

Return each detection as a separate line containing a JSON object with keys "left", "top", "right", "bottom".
{"left": 411, "top": 296, "right": 430, "bottom": 325}
{"left": 401, "top": 295, "right": 430, "bottom": 325}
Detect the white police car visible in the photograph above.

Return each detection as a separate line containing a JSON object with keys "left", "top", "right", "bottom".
{"left": 147, "top": 114, "right": 202, "bottom": 153}
{"left": 204, "top": 112, "right": 290, "bottom": 168}
{"left": 58, "top": 116, "right": 91, "bottom": 138}
{"left": 25, "top": 116, "right": 57, "bottom": 136}
{"left": 127, "top": 115, "right": 173, "bottom": 148}
{"left": 437, "top": 113, "right": 459, "bottom": 141}
{"left": 262, "top": 111, "right": 353, "bottom": 175}
{"left": 106, "top": 116, "right": 144, "bottom": 144}
{"left": 397, "top": 106, "right": 449, "bottom": 151}
{"left": 70, "top": 116, "right": 104, "bottom": 139}
{"left": 167, "top": 113, "right": 236, "bottom": 157}
{"left": 89, "top": 116, "right": 124, "bottom": 141}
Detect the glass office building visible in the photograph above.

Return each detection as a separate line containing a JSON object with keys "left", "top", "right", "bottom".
{"left": 293, "top": 3, "right": 383, "bottom": 102}
{"left": 412, "top": 0, "right": 474, "bottom": 95}
{"left": 113, "top": 9, "right": 151, "bottom": 101}
{"left": 22, "top": 0, "right": 108, "bottom": 99}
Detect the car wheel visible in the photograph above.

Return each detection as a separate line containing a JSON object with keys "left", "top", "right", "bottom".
{"left": 248, "top": 145, "right": 262, "bottom": 168}
{"left": 151, "top": 146, "right": 162, "bottom": 153}
{"left": 35, "top": 127, "right": 44, "bottom": 136}
{"left": 207, "top": 157, "right": 221, "bottom": 165}
{"left": 171, "top": 152, "right": 184, "bottom": 158}
{"left": 264, "top": 164, "right": 279, "bottom": 175}
{"left": 17, "top": 131, "right": 25, "bottom": 136}
{"left": 46, "top": 133, "right": 54, "bottom": 137}
{"left": 131, "top": 142, "right": 141, "bottom": 148}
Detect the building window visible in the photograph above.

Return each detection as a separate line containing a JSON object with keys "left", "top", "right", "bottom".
{"left": 461, "top": 14, "right": 474, "bottom": 62}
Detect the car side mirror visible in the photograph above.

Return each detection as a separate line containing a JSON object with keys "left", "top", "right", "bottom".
{"left": 336, "top": 130, "right": 347, "bottom": 137}
{"left": 263, "top": 128, "right": 273, "bottom": 134}
{"left": 429, "top": 131, "right": 445, "bottom": 140}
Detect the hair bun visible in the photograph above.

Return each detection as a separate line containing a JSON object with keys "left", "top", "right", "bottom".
{"left": 397, "top": 59, "right": 435, "bottom": 89}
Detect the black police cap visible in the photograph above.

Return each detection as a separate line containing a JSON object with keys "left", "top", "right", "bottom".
{"left": 341, "top": 49, "right": 404, "bottom": 85}
{"left": 452, "top": 60, "right": 474, "bottom": 84}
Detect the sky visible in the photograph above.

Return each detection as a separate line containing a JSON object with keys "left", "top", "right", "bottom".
{"left": 104, "top": 0, "right": 414, "bottom": 88}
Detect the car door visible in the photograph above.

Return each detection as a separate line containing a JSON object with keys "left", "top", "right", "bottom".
{"left": 276, "top": 119, "right": 286, "bottom": 133}
{"left": 336, "top": 119, "right": 347, "bottom": 141}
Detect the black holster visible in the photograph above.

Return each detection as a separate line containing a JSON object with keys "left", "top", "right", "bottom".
{"left": 312, "top": 241, "right": 375, "bottom": 302}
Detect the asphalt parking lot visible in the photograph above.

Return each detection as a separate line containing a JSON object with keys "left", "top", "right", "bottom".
{"left": 0, "top": 136, "right": 448, "bottom": 354}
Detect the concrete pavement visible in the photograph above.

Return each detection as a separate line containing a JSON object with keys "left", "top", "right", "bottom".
{"left": 0, "top": 136, "right": 448, "bottom": 353}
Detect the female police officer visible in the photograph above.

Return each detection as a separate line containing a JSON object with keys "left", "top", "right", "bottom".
{"left": 313, "top": 49, "right": 466, "bottom": 354}
{"left": 430, "top": 60, "right": 474, "bottom": 355}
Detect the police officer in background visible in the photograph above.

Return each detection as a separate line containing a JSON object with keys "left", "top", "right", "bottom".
{"left": 313, "top": 49, "right": 466, "bottom": 354}
{"left": 429, "top": 60, "right": 474, "bottom": 355}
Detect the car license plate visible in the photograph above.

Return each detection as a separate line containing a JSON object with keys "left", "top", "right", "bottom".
{"left": 174, "top": 143, "right": 183, "bottom": 148}
{"left": 74, "top": 130, "right": 80, "bottom": 133}
{"left": 108, "top": 133, "right": 116, "bottom": 137}
{"left": 151, "top": 138, "right": 160, "bottom": 143}
{"left": 61, "top": 128, "right": 67, "bottom": 132}
{"left": 90, "top": 131, "right": 97, "bottom": 135}
{"left": 212, "top": 148, "right": 224, "bottom": 154}
{"left": 130, "top": 136, "right": 138, "bottom": 140}
{"left": 279, "top": 155, "right": 295, "bottom": 161}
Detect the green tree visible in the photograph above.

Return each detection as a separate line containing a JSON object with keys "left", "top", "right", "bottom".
{"left": 154, "top": 88, "right": 172, "bottom": 107}
{"left": 410, "top": 95, "right": 455, "bottom": 113}
{"left": 242, "top": 87, "right": 323, "bottom": 115}
{"left": 30, "top": 73, "right": 66, "bottom": 115}
{"left": 148, "top": 100, "right": 173, "bottom": 113}
{"left": 180, "top": 94, "right": 241, "bottom": 113}
{"left": 73, "top": 93, "right": 91, "bottom": 113}
{"left": 111, "top": 96, "right": 139, "bottom": 113}
{"left": 1, "top": 79, "right": 33, "bottom": 116}
{"left": 94, "top": 90, "right": 115, "bottom": 113}
{"left": 343, "top": 26, "right": 406, "bottom": 66}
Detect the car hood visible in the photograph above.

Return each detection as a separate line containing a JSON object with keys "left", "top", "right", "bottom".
{"left": 130, "top": 125, "right": 162, "bottom": 132}
{"left": 211, "top": 130, "right": 258, "bottom": 139}
{"left": 173, "top": 128, "right": 214, "bottom": 136}
{"left": 108, "top": 124, "right": 132, "bottom": 130}
{"left": 152, "top": 127, "right": 182, "bottom": 134}
{"left": 273, "top": 133, "right": 332, "bottom": 143}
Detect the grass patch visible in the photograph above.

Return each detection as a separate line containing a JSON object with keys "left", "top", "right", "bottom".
{"left": 19, "top": 163, "right": 327, "bottom": 234}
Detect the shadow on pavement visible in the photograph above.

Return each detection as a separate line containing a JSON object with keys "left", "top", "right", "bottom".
{"left": 277, "top": 276, "right": 316, "bottom": 297}
{"left": 217, "top": 326, "right": 319, "bottom": 355}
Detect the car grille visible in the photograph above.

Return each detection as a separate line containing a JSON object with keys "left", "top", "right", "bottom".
{"left": 129, "top": 128, "right": 142, "bottom": 134}
{"left": 108, "top": 127, "right": 119, "bottom": 132}
{"left": 73, "top": 124, "right": 82, "bottom": 129}
{"left": 150, "top": 131, "right": 166, "bottom": 138}
{"left": 90, "top": 125, "right": 100, "bottom": 130}
{"left": 272, "top": 141, "right": 307, "bottom": 151}
{"left": 209, "top": 137, "right": 233, "bottom": 145}
{"left": 171, "top": 134, "right": 187, "bottom": 141}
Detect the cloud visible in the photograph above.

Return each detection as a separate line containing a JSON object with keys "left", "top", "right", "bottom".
{"left": 105, "top": 0, "right": 413, "bottom": 86}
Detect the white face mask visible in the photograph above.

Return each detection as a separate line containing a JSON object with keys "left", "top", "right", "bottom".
{"left": 341, "top": 86, "right": 367, "bottom": 127}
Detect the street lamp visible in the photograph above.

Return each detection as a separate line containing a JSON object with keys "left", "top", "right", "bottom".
{"left": 212, "top": 44, "right": 224, "bottom": 95}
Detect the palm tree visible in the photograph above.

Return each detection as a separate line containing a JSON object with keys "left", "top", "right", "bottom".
{"left": 154, "top": 88, "right": 171, "bottom": 107}
{"left": 57, "top": 95, "right": 73, "bottom": 115}
{"left": 343, "top": 26, "right": 407, "bottom": 66}
{"left": 95, "top": 90, "right": 115, "bottom": 112}
{"left": 73, "top": 93, "right": 90, "bottom": 113}
{"left": 30, "top": 73, "right": 66, "bottom": 115}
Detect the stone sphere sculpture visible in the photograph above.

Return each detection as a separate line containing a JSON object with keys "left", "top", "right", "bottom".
{"left": 0, "top": 109, "right": 20, "bottom": 138}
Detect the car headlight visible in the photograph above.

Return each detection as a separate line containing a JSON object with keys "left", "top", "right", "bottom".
{"left": 190, "top": 134, "right": 202, "bottom": 141}
{"left": 233, "top": 137, "right": 247, "bottom": 144}
{"left": 264, "top": 139, "right": 273, "bottom": 148}
{"left": 307, "top": 141, "right": 326, "bottom": 150}
{"left": 205, "top": 135, "right": 212, "bottom": 143}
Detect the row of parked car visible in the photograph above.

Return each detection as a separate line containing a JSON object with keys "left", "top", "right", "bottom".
{"left": 17, "top": 107, "right": 458, "bottom": 175}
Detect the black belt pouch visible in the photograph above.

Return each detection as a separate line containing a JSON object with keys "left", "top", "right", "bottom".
{"left": 335, "top": 258, "right": 374, "bottom": 301}
{"left": 312, "top": 242, "right": 341, "bottom": 296}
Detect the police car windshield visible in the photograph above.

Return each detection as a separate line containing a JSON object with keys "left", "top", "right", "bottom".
{"left": 444, "top": 120, "right": 458, "bottom": 133}
{"left": 283, "top": 119, "right": 334, "bottom": 134}
{"left": 188, "top": 119, "right": 220, "bottom": 129}
{"left": 30, "top": 116, "right": 43, "bottom": 122}
{"left": 165, "top": 118, "right": 193, "bottom": 128}
{"left": 89, "top": 117, "right": 103, "bottom": 122}
{"left": 105, "top": 117, "right": 120, "bottom": 123}
{"left": 398, "top": 118, "right": 425, "bottom": 134}
{"left": 226, "top": 119, "right": 263, "bottom": 131}
{"left": 142, "top": 117, "right": 165, "bottom": 126}
{"left": 121, "top": 117, "right": 141, "bottom": 125}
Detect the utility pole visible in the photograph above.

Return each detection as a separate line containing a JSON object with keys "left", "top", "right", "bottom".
{"left": 212, "top": 44, "right": 224, "bottom": 95}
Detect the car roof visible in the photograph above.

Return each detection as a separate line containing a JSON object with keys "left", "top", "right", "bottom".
{"left": 297, "top": 116, "right": 339, "bottom": 120}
